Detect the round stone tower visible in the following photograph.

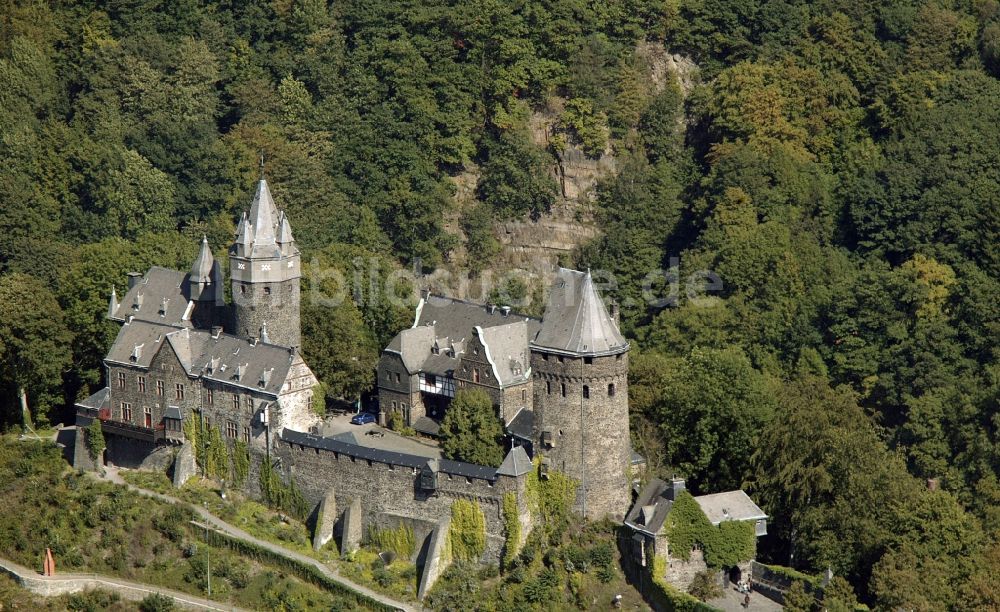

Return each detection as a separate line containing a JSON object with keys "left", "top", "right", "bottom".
{"left": 229, "top": 179, "right": 301, "bottom": 348}
{"left": 531, "top": 268, "right": 631, "bottom": 520}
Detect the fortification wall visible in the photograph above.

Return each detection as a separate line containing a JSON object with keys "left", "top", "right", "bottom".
{"left": 274, "top": 438, "right": 524, "bottom": 563}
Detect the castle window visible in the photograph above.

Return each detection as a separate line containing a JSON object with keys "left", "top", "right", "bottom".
{"left": 144, "top": 406, "right": 152, "bottom": 428}
{"left": 207, "top": 388, "right": 214, "bottom": 405}
{"left": 584, "top": 356, "right": 593, "bottom": 365}
{"left": 233, "top": 394, "right": 240, "bottom": 410}
{"left": 608, "top": 383, "right": 616, "bottom": 397}
{"left": 558, "top": 356, "right": 564, "bottom": 363}
{"left": 117, "top": 372, "right": 126, "bottom": 389}
{"left": 522, "top": 389, "right": 526, "bottom": 402}
{"left": 426, "top": 374, "right": 436, "bottom": 386}
{"left": 395, "top": 373, "right": 400, "bottom": 383}
{"left": 392, "top": 401, "right": 398, "bottom": 410}
{"left": 240, "top": 285, "right": 246, "bottom": 295}
{"left": 473, "top": 368, "right": 480, "bottom": 383}
{"left": 226, "top": 421, "right": 237, "bottom": 438}
{"left": 546, "top": 381, "right": 551, "bottom": 394}
{"left": 156, "top": 380, "right": 164, "bottom": 396}
{"left": 616, "top": 353, "right": 623, "bottom": 361}
{"left": 175, "top": 383, "right": 184, "bottom": 400}
{"left": 385, "top": 371, "right": 391, "bottom": 382}
{"left": 541, "top": 354, "right": 548, "bottom": 361}
{"left": 246, "top": 396, "right": 254, "bottom": 411}
{"left": 583, "top": 385, "right": 590, "bottom": 399}
{"left": 121, "top": 402, "right": 132, "bottom": 421}
{"left": 243, "top": 426, "right": 251, "bottom": 443}
{"left": 264, "top": 286, "right": 271, "bottom": 295}
{"left": 138, "top": 376, "right": 146, "bottom": 392}
{"left": 561, "top": 383, "right": 566, "bottom": 397}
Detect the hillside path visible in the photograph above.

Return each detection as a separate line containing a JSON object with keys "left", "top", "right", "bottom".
{"left": 0, "top": 555, "right": 246, "bottom": 611}
{"left": 95, "top": 466, "right": 417, "bottom": 612}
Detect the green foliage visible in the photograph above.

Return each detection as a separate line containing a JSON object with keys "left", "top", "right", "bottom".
{"left": 230, "top": 439, "right": 249, "bottom": 488}
{"left": 258, "top": 458, "right": 308, "bottom": 520}
{"left": 560, "top": 98, "right": 609, "bottom": 156}
{"left": 784, "top": 580, "right": 815, "bottom": 612}
{"left": 476, "top": 130, "right": 557, "bottom": 219}
{"left": 449, "top": 499, "right": 486, "bottom": 562}
{"left": 139, "top": 592, "right": 175, "bottom": 612}
{"left": 367, "top": 522, "right": 416, "bottom": 558}
{"left": 205, "top": 425, "right": 228, "bottom": 480}
{"left": 501, "top": 492, "right": 521, "bottom": 569}
{"left": 665, "top": 492, "right": 755, "bottom": 567}
{"left": 525, "top": 457, "right": 578, "bottom": 545}
{"left": 688, "top": 570, "right": 722, "bottom": 602}
{"left": 86, "top": 419, "right": 105, "bottom": 462}
{"left": 439, "top": 389, "right": 505, "bottom": 467}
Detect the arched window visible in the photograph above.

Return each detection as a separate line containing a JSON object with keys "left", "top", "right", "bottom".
{"left": 608, "top": 383, "right": 616, "bottom": 397}
{"left": 561, "top": 383, "right": 566, "bottom": 397}
{"left": 583, "top": 385, "right": 590, "bottom": 399}
{"left": 546, "top": 381, "right": 551, "bottom": 394}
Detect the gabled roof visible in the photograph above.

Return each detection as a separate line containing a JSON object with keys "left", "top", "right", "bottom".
{"left": 105, "top": 319, "right": 178, "bottom": 368}
{"left": 76, "top": 387, "right": 110, "bottom": 411}
{"left": 694, "top": 491, "right": 768, "bottom": 525}
{"left": 384, "top": 295, "right": 539, "bottom": 385}
{"left": 110, "top": 267, "right": 191, "bottom": 327}
{"left": 105, "top": 319, "right": 302, "bottom": 397}
{"left": 505, "top": 408, "right": 534, "bottom": 441}
{"left": 532, "top": 268, "right": 628, "bottom": 357}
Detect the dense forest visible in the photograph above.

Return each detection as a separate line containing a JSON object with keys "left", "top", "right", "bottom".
{"left": 0, "top": 0, "right": 998, "bottom": 608}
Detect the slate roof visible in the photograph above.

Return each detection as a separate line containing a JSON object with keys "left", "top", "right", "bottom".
{"left": 413, "top": 416, "right": 441, "bottom": 436}
{"left": 105, "top": 320, "right": 183, "bottom": 368}
{"left": 76, "top": 387, "right": 110, "bottom": 411}
{"left": 505, "top": 408, "right": 534, "bottom": 440}
{"left": 164, "top": 406, "right": 182, "bottom": 420}
{"left": 694, "top": 490, "right": 768, "bottom": 525}
{"left": 231, "top": 180, "right": 297, "bottom": 260}
{"left": 105, "top": 319, "right": 298, "bottom": 397}
{"left": 190, "top": 236, "right": 217, "bottom": 283}
{"left": 281, "top": 429, "right": 499, "bottom": 480}
{"left": 623, "top": 478, "right": 675, "bottom": 535}
{"left": 497, "top": 445, "right": 533, "bottom": 477}
{"left": 109, "top": 267, "right": 192, "bottom": 327}
{"left": 385, "top": 295, "right": 540, "bottom": 386}
{"left": 532, "top": 268, "right": 628, "bottom": 357}
{"left": 624, "top": 478, "right": 768, "bottom": 536}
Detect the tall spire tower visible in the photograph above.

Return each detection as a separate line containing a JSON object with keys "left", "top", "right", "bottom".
{"left": 229, "top": 179, "right": 301, "bottom": 347}
{"left": 531, "top": 268, "right": 632, "bottom": 520}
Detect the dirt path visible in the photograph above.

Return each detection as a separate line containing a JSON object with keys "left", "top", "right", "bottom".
{"left": 0, "top": 555, "right": 246, "bottom": 611}
{"left": 96, "top": 466, "right": 417, "bottom": 612}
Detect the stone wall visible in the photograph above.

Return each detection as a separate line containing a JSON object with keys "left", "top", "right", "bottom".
{"left": 274, "top": 437, "right": 527, "bottom": 564}
{"left": 530, "top": 349, "right": 632, "bottom": 520}
{"left": 663, "top": 548, "right": 707, "bottom": 592}
{"left": 231, "top": 276, "right": 301, "bottom": 348}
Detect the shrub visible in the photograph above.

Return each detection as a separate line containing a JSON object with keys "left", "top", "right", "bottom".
{"left": 688, "top": 570, "right": 722, "bottom": 601}
{"left": 139, "top": 592, "right": 176, "bottom": 612}
{"left": 86, "top": 419, "right": 105, "bottom": 462}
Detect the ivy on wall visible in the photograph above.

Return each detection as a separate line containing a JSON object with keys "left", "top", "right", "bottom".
{"left": 367, "top": 521, "right": 416, "bottom": 558}
{"left": 665, "top": 491, "right": 756, "bottom": 567}
{"left": 502, "top": 492, "right": 521, "bottom": 569}
{"left": 449, "top": 499, "right": 486, "bottom": 562}
{"left": 525, "top": 457, "right": 579, "bottom": 545}
{"left": 231, "top": 439, "right": 249, "bottom": 487}
{"left": 259, "top": 457, "right": 307, "bottom": 520}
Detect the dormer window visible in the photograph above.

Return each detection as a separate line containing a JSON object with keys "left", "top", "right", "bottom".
{"left": 235, "top": 363, "right": 246, "bottom": 381}
{"left": 259, "top": 368, "right": 273, "bottom": 388}
{"left": 130, "top": 344, "right": 143, "bottom": 362}
{"left": 159, "top": 297, "right": 169, "bottom": 316}
{"left": 132, "top": 293, "right": 143, "bottom": 310}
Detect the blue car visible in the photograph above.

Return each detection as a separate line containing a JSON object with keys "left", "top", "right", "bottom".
{"left": 351, "top": 412, "right": 377, "bottom": 425}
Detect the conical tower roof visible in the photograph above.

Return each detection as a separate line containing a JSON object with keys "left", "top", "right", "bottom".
{"left": 531, "top": 268, "right": 628, "bottom": 356}
{"left": 248, "top": 179, "right": 278, "bottom": 246}
{"left": 107, "top": 286, "right": 119, "bottom": 319}
{"left": 190, "top": 236, "right": 216, "bottom": 282}
{"left": 277, "top": 211, "right": 294, "bottom": 244}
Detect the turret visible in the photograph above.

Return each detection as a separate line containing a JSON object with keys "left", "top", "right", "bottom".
{"left": 531, "top": 268, "right": 631, "bottom": 520}
{"left": 229, "top": 179, "right": 301, "bottom": 348}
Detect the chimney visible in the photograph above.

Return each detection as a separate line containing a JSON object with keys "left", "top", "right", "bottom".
{"left": 665, "top": 477, "right": 686, "bottom": 501}
{"left": 127, "top": 272, "right": 142, "bottom": 290}
{"left": 501, "top": 306, "right": 511, "bottom": 317}
{"left": 211, "top": 326, "right": 223, "bottom": 339}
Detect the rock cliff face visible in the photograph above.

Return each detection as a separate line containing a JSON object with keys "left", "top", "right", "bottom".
{"left": 447, "top": 43, "right": 696, "bottom": 280}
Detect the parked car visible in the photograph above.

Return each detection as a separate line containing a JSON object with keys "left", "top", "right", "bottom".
{"left": 350, "top": 412, "right": 377, "bottom": 425}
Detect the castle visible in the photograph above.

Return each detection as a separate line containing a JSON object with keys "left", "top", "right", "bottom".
{"left": 377, "top": 268, "right": 634, "bottom": 520}
{"left": 73, "top": 177, "right": 764, "bottom": 597}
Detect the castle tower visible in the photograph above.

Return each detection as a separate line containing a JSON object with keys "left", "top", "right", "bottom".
{"left": 531, "top": 268, "right": 631, "bottom": 520}
{"left": 229, "top": 179, "right": 301, "bottom": 347}
{"left": 187, "top": 235, "right": 224, "bottom": 329}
